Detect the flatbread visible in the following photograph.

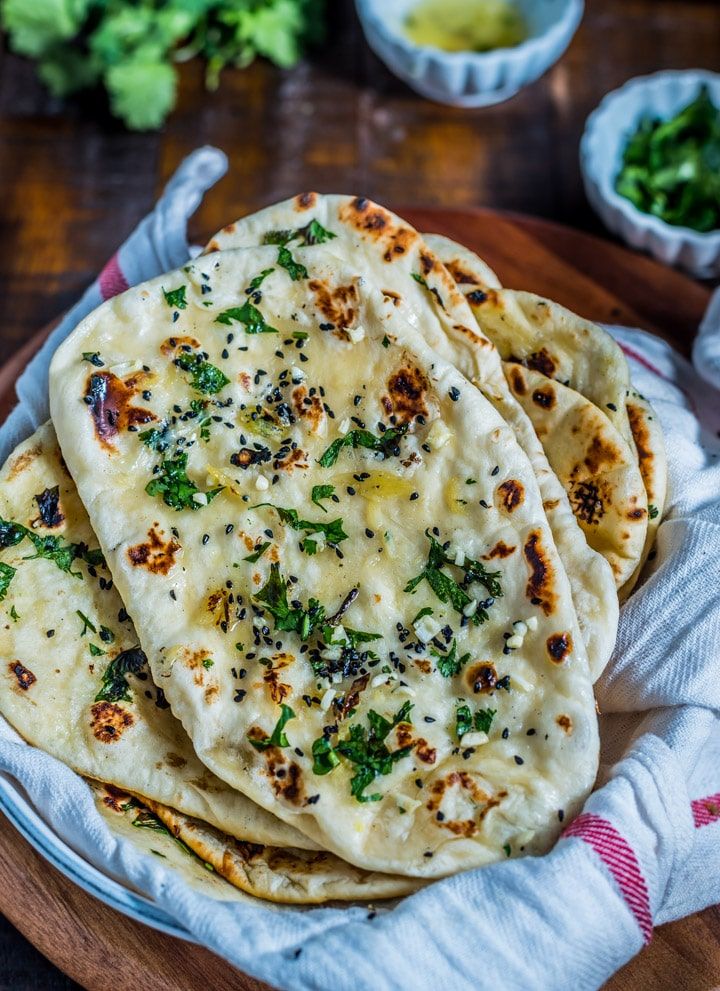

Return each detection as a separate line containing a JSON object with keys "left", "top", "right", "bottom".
{"left": 504, "top": 364, "right": 648, "bottom": 588}
{"left": 422, "top": 233, "right": 636, "bottom": 449}
{"left": 144, "top": 797, "right": 421, "bottom": 903}
{"left": 92, "top": 780, "right": 420, "bottom": 903}
{"left": 50, "top": 243, "right": 599, "bottom": 878}
{"left": 207, "top": 194, "right": 619, "bottom": 680}
{"left": 0, "top": 423, "right": 313, "bottom": 850}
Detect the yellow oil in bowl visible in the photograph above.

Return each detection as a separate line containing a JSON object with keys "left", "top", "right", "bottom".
{"left": 404, "top": 0, "right": 528, "bottom": 53}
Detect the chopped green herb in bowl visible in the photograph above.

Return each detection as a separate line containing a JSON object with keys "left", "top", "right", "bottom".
{"left": 615, "top": 86, "right": 720, "bottom": 234}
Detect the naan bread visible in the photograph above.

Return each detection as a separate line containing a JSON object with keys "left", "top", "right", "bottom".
{"left": 208, "top": 194, "right": 619, "bottom": 680}
{"left": 50, "top": 244, "right": 599, "bottom": 877}
{"left": 423, "top": 231, "right": 667, "bottom": 594}
{"left": 144, "top": 797, "right": 421, "bottom": 903}
{"left": 92, "top": 780, "right": 419, "bottom": 903}
{"left": 504, "top": 365, "right": 648, "bottom": 588}
{"left": 0, "top": 423, "right": 313, "bottom": 850}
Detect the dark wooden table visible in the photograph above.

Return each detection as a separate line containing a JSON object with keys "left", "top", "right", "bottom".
{"left": 0, "top": 1, "right": 719, "bottom": 988}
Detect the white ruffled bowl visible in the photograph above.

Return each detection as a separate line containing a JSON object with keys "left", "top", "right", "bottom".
{"left": 581, "top": 70, "right": 720, "bottom": 280}
{"left": 354, "top": 0, "right": 584, "bottom": 109}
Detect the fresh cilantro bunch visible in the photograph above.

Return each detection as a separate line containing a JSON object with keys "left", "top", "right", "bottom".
{"left": 0, "top": 0, "right": 326, "bottom": 130}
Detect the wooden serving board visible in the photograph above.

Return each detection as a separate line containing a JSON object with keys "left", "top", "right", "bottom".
{"left": 0, "top": 208, "right": 717, "bottom": 991}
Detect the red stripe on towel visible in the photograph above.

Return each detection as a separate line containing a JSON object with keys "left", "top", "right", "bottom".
{"left": 99, "top": 253, "right": 129, "bottom": 300}
{"left": 563, "top": 813, "right": 653, "bottom": 943}
{"left": 691, "top": 793, "right": 720, "bottom": 828}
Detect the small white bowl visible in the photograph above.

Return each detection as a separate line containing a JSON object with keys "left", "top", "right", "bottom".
{"left": 355, "top": 0, "right": 584, "bottom": 109}
{"left": 581, "top": 70, "right": 720, "bottom": 280}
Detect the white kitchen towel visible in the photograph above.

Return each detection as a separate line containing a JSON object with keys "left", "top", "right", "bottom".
{"left": 0, "top": 148, "right": 719, "bottom": 991}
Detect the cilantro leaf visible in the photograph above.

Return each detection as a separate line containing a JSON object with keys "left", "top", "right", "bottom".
{"left": 0, "top": 516, "right": 102, "bottom": 580}
{"left": 95, "top": 646, "right": 147, "bottom": 703}
{"left": 404, "top": 530, "right": 502, "bottom": 624}
{"left": 242, "top": 541, "right": 271, "bottom": 563}
{"left": 318, "top": 423, "right": 409, "bottom": 468}
{"left": 215, "top": 301, "right": 278, "bottom": 333}
{"left": 648, "top": 504, "right": 659, "bottom": 520}
{"left": 254, "top": 563, "right": 326, "bottom": 640}
{"left": 431, "top": 639, "right": 471, "bottom": 678}
{"left": 89, "top": 643, "right": 106, "bottom": 657}
{"left": 174, "top": 352, "right": 229, "bottom": 395}
{"left": 456, "top": 704, "right": 473, "bottom": 741}
{"left": 303, "top": 219, "right": 337, "bottom": 245}
{"left": 162, "top": 285, "right": 187, "bottom": 310}
{"left": 145, "top": 453, "right": 223, "bottom": 511}
{"left": 474, "top": 708, "right": 496, "bottom": 734}
{"left": 253, "top": 503, "right": 348, "bottom": 551}
{"left": 249, "top": 704, "right": 295, "bottom": 751}
{"left": 248, "top": 267, "right": 274, "bottom": 291}
{"left": 140, "top": 422, "right": 171, "bottom": 452}
{"left": 77, "top": 610, "right": 96, "bottom": 636}
{"left": 0, "top": 562, "right": 16, "bottom": 602}
{"left": 277, "top": 246, "right": 308, "bottom": 281}
{"left": 311, "top": 484, "right": 335, "bottom": 512}
{"left": 262, "top": 219, "right": 337, "bottom": 247}
{"left": 82, "top": 351, "right": 104, "bottom": 367}
{"left": 317, "top": 701, "right": 414, "bottom": 802}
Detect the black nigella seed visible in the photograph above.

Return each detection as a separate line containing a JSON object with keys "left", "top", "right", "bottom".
{"left": 409, "top": 492, "right": 419, "bottom": 501}
{"left": 502, "top": 727, "right": 510, "bottom": 739}
{"left": 202, "top": 534, "right": 209, "bottom": 545}
{"left": 449, "top": 387, "right": 460, "bottom": 401}
{"left": 514, "top": 755, "right": 524, "bottom": 765}
{"left": 365, "top": 528, "right": 374, "bottom": 538}
{"left": 46, "top": 629, "right": 55, "bottom": 638}
{"left": 558, "top": 809, "right": 565, "bottom": 822}
{"left": 491, "top": 465, "right": 499, "bottom": 476}
{"left": 225, "top": 524, "right": 234, "bottom": 534}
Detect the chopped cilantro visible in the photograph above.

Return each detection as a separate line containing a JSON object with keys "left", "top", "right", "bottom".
{"left": 465, "top": 478, "right": 477, "bottom": 485}
{"left": 89, "top": 643, "right": 106, "bottom": 657}
{"left": 215, "top": 301, "right": 278, "bottom": 333}
{"left": 248, "top": 267, "right": 274, "bottom": 291}
{"left": 99, "top": 625, "right": 115, "bottom": 643}
{"left": 474, "top": 708, "right": 496, "bottom": 734}
{"left": 412, "top": 273, "right": 429, "bottom": 289}
{"left": 648, "top": 504, "right": 659, "bottom": 520}
{"left": 456, "top": 704, "right": 473, "bottom": 740}
{"left": 311, "top": 484, "right": 336, "bottom": 512}
{"left": 381, "top": 335, "right": 390, "bottom": 348}
{"left": 77, "top": 610, "right": 97, "bottom": 636}
{"left": 277, "top": 246, "right": 308, "bottom": 281}
{"left": 0, "top": 519, "right": 25, "bottom": 549}
{"left": 253, "top": 503, "right": 348, "bottom": 553}
{"left": 322, "top": 626, "right": 381, "bottom": 649}
{"left": 0, "top": 516, "right": 103, "bottom": 579}
{"left": 254, "top": 564, "right": 326, "bottom": 640}
{"left": 145, "top": 453, "right": 223, "bottom": 511}
{"left": 315, "top": 702, "right": 414, "bottom": 802}
{"left": 262, "top": 220, "right": 337, "bottom": 248}
{"left": 9, "top": 603, "right": 19, "bottom": 622}
{"left": 82, "top": 351, "right": 104, "bottom": 367}
{"left": 249, "top": 703, "right": 295, "bottom": 751}
{"left": 404, "top": 530, "right": 502, "bottom": 624}
{"left": 312, "top": 736, "right": 341, "bottom": 775}
{"left": 411, "top": 606, "right": 433, "bottom": 625}
{"left": 503, "top": 843, "right": 512, "bottom": 857}
{"left": 431, "top": 639, "right": 471, "bottom": 678}
{"left": 241, "top": 541, "right": 271, "bottom": 563}
{"left": 95, "top": 646, "right": 147, "bottom": 703}
{"left": 139, "top": 421, "right": 171, "bottom": 452}
{"left": 318, "top": 423, "right": 409, "bottom": 468}
{"left": 0, "top": 562, "right": 16, "bottom": 601}
{"left": 174, "top": 352, "right": 229, "bottom": 395}
{"left": 202, "top": 657, "right": 214, "bottom": 669}
{"left": 162, "top": 285, "right": 187, "bottom": 310}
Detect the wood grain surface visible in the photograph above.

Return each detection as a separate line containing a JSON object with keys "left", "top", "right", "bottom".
{"left": 0, "top": 207, "right": 717, "bottom": 991}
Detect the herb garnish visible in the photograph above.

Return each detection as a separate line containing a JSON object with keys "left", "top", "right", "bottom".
{"left": 456, "top": 704, "right": 496, "bottom": 741}
{"left": 249, "top": 704, "right": 296, "bottom": 751}
{"left": 262, "top": 220, "right": 337, "bottom": 247}
{"left": 248, "top": 268, "right": 274, "bottom": 291}
{"left": 140, "top": 421, "right": 171, "bottom": 452}
{"left": 254, "top": 564, "right": 326, "bottom": 640}
{"left": 9, "top": 603, "right": 19, "bottom": 621}
{"left": 89, "top": 643, "right": 106, "bottom": 657}
{"left": 0, "top": 562, "right": 15, "bottom": 601}
{"left": 313, "top": 702, "right": 414, "bottom": 802}
{"left": 242, "top": 541, "right": 271, "bottom": 563}
{"left": 311, "top": 484, "right": 336, "bottom": 512}
{"left": 145, "top": 453, "right": 222, "bottom": 511}
{"left": 174, "top": 352, "right": 229, "bottom": 395}
{"left": 253, "top": 503, "right": 348, "bottom": 554}
{"left": 95, "top": 646, "right": 147, "bottom": 703}
{"left": 412, "top": 273, "right": 429, "bottom": 289}
{"left": 318, "top": 423, "right": 409, "bottom": 468}
{"left": 648, "top": 504, "right": 659, "bottom": 520}
{"left": 431, "top": 639, "right": 471, "bottom": 678}
{"left": 82, "top": 351, "right": 104, "bottom": 367}
{"left": 277, "top": 246, "right": 308, "bottom": 281}
{"left": 215, "top": 301, "right": 278, "bottom": 333}
{"left": 162, "top": 285, "right": 188, "bottom": 310}
{"left": 404, "top": 531, "right": 502, "bottom": 624}
{"left": 77, "top": 610, "right": 97, "bottom": 636}
{"left": 0, "top": 516, "right": 104, "bottom": 580}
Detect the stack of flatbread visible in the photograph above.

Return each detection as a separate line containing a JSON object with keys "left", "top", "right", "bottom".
{"left": 0, "top": 195, "right": 666, "bottom": 904}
